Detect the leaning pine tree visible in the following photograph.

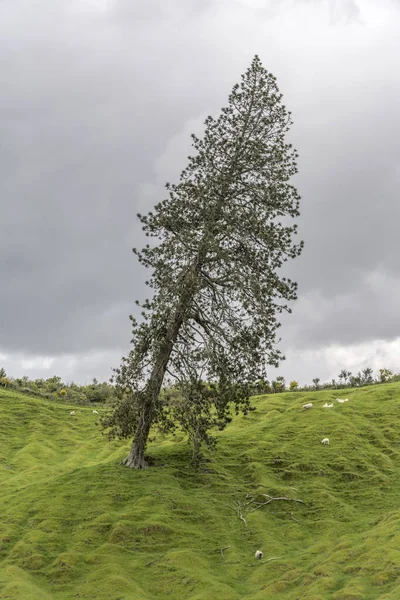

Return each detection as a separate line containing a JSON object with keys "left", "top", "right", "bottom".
{"left": 101, "top": 56, "right": 304, "bottom": 468}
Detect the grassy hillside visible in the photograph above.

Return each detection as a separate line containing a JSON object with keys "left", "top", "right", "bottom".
{"left": 2, "top": 384, "right": 400, "bottom": 599}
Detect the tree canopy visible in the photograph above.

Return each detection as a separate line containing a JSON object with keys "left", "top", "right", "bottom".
{"left": 101, "top": 55, "right": 304, "bottom": 468}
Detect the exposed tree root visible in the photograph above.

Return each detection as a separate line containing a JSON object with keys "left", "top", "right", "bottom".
{"left": 121, "top": 450, "right": 148, "bottom": 469}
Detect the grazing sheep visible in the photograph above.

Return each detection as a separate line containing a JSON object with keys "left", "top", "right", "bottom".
{"left": 255, "top": 550, "right": 263, "bottom": 559}
{"left": 336, "top": 398, "right": 349, "bottom": 403}
{"left": 92, "top": 410, "right": 99, "bottom": 414}
{"left": 70, "top": 411, "right": 75, "bottom": 416}
{"left": 321, "top": 438, "right": 329, "bottom": 445}
{"left": 302, "top": 403, "right": 313, "bottom": 410}
{"left": 323, "top": 403, "right": 334, "bottom": 408}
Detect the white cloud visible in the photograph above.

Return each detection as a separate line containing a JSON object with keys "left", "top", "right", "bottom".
{"left": 279, "top": 338, "right": 400, "bottom": 386}
{"left": 1, "top": 350, "right": 121, "bottom": 384}
{"left": 2, "top": 337, "right": 399, "bottom": 386}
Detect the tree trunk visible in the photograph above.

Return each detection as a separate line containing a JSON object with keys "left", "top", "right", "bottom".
{"left": 121, "top": 403, "right": 153, "bottom": 469}
{"left": 121, "top": 260, "right": 206, "bottom": 468}
{"left": 121, "top": 295, "right": 191, "bottom": 468}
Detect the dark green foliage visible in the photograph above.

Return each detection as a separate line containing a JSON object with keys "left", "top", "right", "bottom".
{"left": 276, "top": 375, "right": 286, "bottom": 391}
{"left": 338, "top": 369, "right": 352, "bottom": 387}
{"left": 85, "top": 380, "right": 114, "bottom": 404}
{"left": 0, "top": 374, "right": 116, "bottom": 405}
{"left": 312, "top": 377, "right": 320, "bottom": 389}
{"left": 101, "top": 55, "right": 303, "bottom": 467}
{"left": 362, "top": 367, "right": 374, "bottom": 385}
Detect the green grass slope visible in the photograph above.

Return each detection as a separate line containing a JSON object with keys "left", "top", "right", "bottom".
{"left": 2, "top": 384, "right": 400, "bottom": 599}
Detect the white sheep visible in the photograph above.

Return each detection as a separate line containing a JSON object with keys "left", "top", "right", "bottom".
{"left": 70, "top": 411, "right": 75, "bottom": 416}
{"left": 336, "top": 398, "right": 349, "bottom": 403}
{"left": 92, "top": 410, "right": 99, "bottom": 414}
{"left": 321, "top": 438, "right": 329, "bottom": 445}
{"left": 302, "top": 403, "right": 313, "bottom": 410}
{"left": 323, "top": 403, "right": 334, "bottom": 408}
{"left": 255, "top": 550, "right": 263, "bottom": 559}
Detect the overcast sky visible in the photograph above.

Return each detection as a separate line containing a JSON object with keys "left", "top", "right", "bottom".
{"left": 1, "top": 0, "right": 400, "bottom": 385}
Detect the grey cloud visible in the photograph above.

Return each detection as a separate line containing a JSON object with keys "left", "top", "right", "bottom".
{"left": 282, "top": 271, "right": 400, "bottom": 350}
{"left": 0, "top": 349, "right": 122, "bottom": 385}
{"left": 112, "top": 0, "right": 214, "bottom": 22}
{"left": 301, "top": 0, "right": 362, "bottom": 23}
{"left": 1, "top": 0, "right": 400, "bottom": 382}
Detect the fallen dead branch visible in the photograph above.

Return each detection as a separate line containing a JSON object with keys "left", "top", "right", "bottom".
{"left": 219, "top": 546, "right": 231, "bottom": 560}
{"left": 146, "top": 555, "right": 165, "bottom": 567}
{"left": 237, "top": 499, "right": 247, "bottom": 527}
{"left": 289, "top": 511, "right": 302, "bottom": 525}
{"left": 225, "top": 501, "right": 247, "bottom": 527}
{"left": 226, "top": 491, "right": 305, "bottom": 530}
{"left": 246, "top": 493, "right": 305, "bottom": 513}
{"left": 247, "top": 556, "right": 282, "bottom": 566}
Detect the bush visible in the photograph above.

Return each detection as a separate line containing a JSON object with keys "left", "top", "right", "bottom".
{"left": 0, "top": 376, "right": 12, "bottom": 387}
{"left": 83, "top": 380, "right": 115, "bottom": 404}
{"left": 379, "top": 368, "right": 393, "bottom": 383}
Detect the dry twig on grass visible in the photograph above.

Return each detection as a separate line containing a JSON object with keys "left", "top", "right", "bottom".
{"left": 237, "top": 499, "right": 248, "bottom": 527}
{"left": 219, "top": 545, "right": 231, "bottom": 560}
{"left": 246, "top": 493, "right": 305, "bottom": 513}
{"left": 289, "top": 511, "right": 302, "bottom": 525}
{"left": 146, "top": 555, "right": 165, "bottom": 567}
{"left": 247, "top": 556, "right": 282, "bottom": 566}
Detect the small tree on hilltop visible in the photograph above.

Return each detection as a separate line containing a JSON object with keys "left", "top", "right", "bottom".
{"left": 361, "top": 367, "right": 374, "bottom": 386}
{"left": 312, "top": 377, "right": 320, "bottom": 390}
{"left": 338, "top": 369, "right": 351, "bottom": 387}
{"left": 379, "top": 368, "right": 393, "bottom": 383}
{"left": 276, "top": 375, "right": 286, "bottom": 391}
{"left": 101, "top": 56, "right": 303, "bottom": 468}
{"left": 255, "top": 379, "right": 271, "bottom": 395}
{"left": 350, "top": 373, "right": 361, "bottom": 387}
{"left": 271, "top": 380, "right": 281, "bottom": 393}
{"left": 0, "top": 376, "right": 11, "bottom": 388}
